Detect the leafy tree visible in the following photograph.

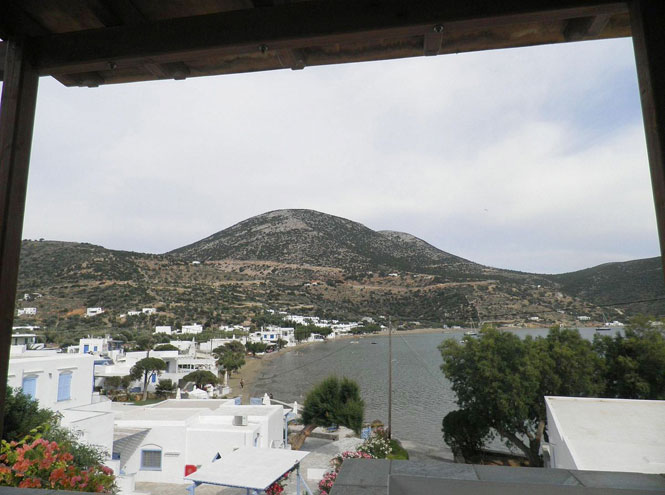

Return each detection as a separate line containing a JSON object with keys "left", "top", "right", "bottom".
{"left": 276, "top": 338, "right": 288, "bottom": 349}
{"left": 181, "top": 370, "right": 218, "bottom": 389}
{"left": 246, "top": 341, "right": 268, "bottom": 356}
{"left": 213, "top": 342, "right": 246, "bottom": 374}
{"left": 134, "top": 335, "right": 155, "bottom": 353}
{"left": 594, "top": 316, "right": 665, "bottom": 399}
{"left": 442, "top": 409, "right": 490, "bottom": 462}
{"left": 294, "top": 325, "right": 313, "bottom": 342}
{"left": 154, "top": 343, "right": 179, "bottom": 351}
{"left": 292, "top": 376, "right": 364, "bottom": 450}
{"left": 104, "top": 376, "right": 122, "bottom": 390}
{"left": 130, "top": 357, "right": 167, "bottom": 400}
{"left": 155, "top": 379, "right": 176, "bottom": 398}
{"left": 439, "top": 325, "right": 603, "bottom": 466}
{"left": 3, "top": 388, "right": 58, "bottom": 442}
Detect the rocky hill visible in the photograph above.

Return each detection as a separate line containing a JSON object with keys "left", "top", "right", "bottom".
{"left": 14, "top": 209, "right": 664, "bottom": 333}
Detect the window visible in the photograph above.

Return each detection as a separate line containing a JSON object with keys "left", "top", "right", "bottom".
{"left": 83, "top": 344, "right": 89, "bottom": 353}
{"left": 57, "top": 372, "right": 72, "bottom": 401}
{"left": 22, "top": 376, "right": 37, "bottom": 399}
{"left": 140, "top": 449, "right": 162, "bottom": 470}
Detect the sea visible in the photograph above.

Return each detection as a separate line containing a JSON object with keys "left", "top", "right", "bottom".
{"left": 252, "top": 326, "right": 621, "bottom": 455}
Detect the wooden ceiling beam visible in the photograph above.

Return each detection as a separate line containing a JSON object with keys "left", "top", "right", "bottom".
{"left": 563, "top": 14, "right": 612, "bottom": 41}
{"left": 27, "top": 0, "right": 628, "bottom": 77}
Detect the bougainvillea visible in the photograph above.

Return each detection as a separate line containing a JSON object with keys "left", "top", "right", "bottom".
{"left": 265, "top": 469, "right": 292, "bottom": 495}
{"left": 318, "top": 470, "right": 338, "bottom": 495}
{"left": 0, "top": 436, "right": 115, "bottom": 492}
{"left": 357, "top": 427, "right": 392, "bottom": 459}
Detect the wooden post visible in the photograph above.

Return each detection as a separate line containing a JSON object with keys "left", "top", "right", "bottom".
{"left": 630, "top": 0, "right": 665, "bottom": 279}
{"left": 0, "top": 38, "right": 39, "bottom": 437}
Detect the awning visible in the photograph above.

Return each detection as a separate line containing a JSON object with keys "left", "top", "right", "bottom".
{"left": 185, "top": 447, "right": 310, "bottom": 493}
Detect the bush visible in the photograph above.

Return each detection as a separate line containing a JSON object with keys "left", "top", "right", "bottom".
{"left": 357, "top": 427, "right": 392, "bottom": 459}
{"left": 0, "top": 435, "right": 115, "bottom": 492}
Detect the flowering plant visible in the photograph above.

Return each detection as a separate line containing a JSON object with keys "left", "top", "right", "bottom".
{"left": 318, "top": 470, "right": 337, "bottom": 495}
{"left": 266, "top": 469, "right": 292, "bottom": 495}
{"left": 358, "top": 427, "right": 392, "bottom": 459}
{"left": 0, "top": 436, "right": 115, "bottom": 492}
{"left": 330, "top": 450, "right": 375, "bottom": 472}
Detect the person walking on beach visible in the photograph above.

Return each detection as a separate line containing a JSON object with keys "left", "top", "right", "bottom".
{"left": 240, "top": 378, "right": 245, "bottom": 389}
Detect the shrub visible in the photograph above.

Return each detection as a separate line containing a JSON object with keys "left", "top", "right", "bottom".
{"left": 357, "top": 427, "right": 392, "bottom": 459}
{"left": 0, "top": 435, "right": 115, "bottom": 492}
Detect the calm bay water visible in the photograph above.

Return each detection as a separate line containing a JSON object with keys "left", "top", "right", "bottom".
{"left": 252, "top": 327, "right": 619, "bottom": 450}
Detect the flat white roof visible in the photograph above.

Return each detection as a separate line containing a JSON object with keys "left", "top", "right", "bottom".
{"left": 150, "top": 399, "right": 235, "bottom": 410}
{"left": 185, "top": 447, "right": 308, "bottom": 490}
{"left": 546, "top": 396, "right": 665, "bottom": 474}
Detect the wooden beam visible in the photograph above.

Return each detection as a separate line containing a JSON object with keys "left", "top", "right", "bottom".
{"left": 28, "top": 0, "right": 628, "bottom": 76}
{"left": 0, "top": 38, "right": 39, "bottom": 438}
{"left": 630, "top": 0, "right": 665, "bottom": 280}
{"left": 563, "top": 14, "right": 611, "bottom": 41}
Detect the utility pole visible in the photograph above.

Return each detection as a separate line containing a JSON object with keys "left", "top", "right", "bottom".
{"left": 388, "top": 317, "right": 392, "bottom": 439}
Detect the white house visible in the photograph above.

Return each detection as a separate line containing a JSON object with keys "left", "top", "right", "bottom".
{"left": 87, "top": 307, "right": 105, "bottom": 317}
{"left": 155, "top": 325, "right": 172, "bottom": 335}
{"left": 11, "top": 333, "right": 37, "bottom": 346}
{"left": 112, "top": 400, "right": 285, "bottom": 484}
{"left": 8, "top": 348, "right": 114, "bottom": 454}
{"left": 142, "top": 307, "right": 157, "bottom": 315}
{"left": 248, "top": 326, "right": 296, "bottom": 347}
{"left": 17, "top": 307, "right": 37, "bottom": 316}
{"left": 127, "top": 310, "right": 141, "bottom": 316}
{"left": 199, "top": 337, "right": 247, "bottom": 353}
{"left": 95, "top": 350, "right": 217, "bottom": 392}
{"left": 577, "top": 316, "right": 591, "bottom": 321}
{"left": 181, "top": 323, "right": 204, "bottom": 335}
{"left": 78, "top": 337, "right": 124, "bottom": 361}
{"left": 544, "top": 396, "right": 665, "bottom": 474}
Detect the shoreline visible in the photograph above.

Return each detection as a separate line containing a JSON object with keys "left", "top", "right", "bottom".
{"left": 232, "top": 324, "right": 598, "bottom": 400}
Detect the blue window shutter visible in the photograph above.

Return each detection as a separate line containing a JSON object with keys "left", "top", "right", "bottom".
{"left": 83, "top": 344, "right": 89, "bottom": 353}
{"left": 57, "top": 373, "right": 72, "bottom": 401}
{"left": 22, "top": 376, "right": 37, "bottom": 399}
{"left": 151, "top": 373, "right": 156, "bottom": 383}
{"left": 93, "top": 346, "right": 98, "bottom": 352}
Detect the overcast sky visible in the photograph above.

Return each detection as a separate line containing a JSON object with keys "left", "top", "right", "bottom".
{"left": 13, "top": 37, "right": 659, "bottom": 274}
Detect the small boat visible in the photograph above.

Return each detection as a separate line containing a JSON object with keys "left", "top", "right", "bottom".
{"left": 596, "top": 327, "right": 611, "bottom": 332}
{"left": 371, "top": 342, "right": 378, "bottom": 344}
{"left": 464, "top": 331, "right": 478, "bottom": 336}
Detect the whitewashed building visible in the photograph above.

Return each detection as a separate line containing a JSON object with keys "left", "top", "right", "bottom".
{"left": 199, "top": 337, "right": 247, "bottom": 353}
{"left": 8, "top": 348, "right": 114, "bottom": 454}
{"left": 142, "top": 307, "right": 157, "bottom": 315}
{"left": 86, "top": 307, "right": 105, "bottom": 317}
{"left": 95, "top": 350, "right": 217, "bottom": 392}
{"left": 181, "top": 323, "right": 204, "bottom": 335}
{"left": 112, "top": 400, "right": 286, "bottom": 484}
{"left": 77, "top": 337, "right": 124, "bottom": 361}
{"left": 17, "top": 307, "right": 37, "bottom": 316}
{"left": 248, "top": 326, "right": 296, "bottom": 347}
{"left": 155, "top": 325, "right": 173, "bottom": 335}
{"left": 10, "top": 333, "right": 37, "bottom": 346}
{"left": 545, "top": 396, "right": 665, "bottom": 474}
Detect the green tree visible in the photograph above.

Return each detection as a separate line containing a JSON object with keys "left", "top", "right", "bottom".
{"left": 292, "top": 376, "right": 364, "bottom": 450}
{"left": 246, "top": 341, "right": 268, "bottom": 356}
{"left": 154, "top": 343, "right": 179, "bottom": 351}
{"left": 181, "top": 370, "right": 218, "bottom": 389}
{"left": 594, "top": 316, "right": 665, "bottom": 399}
{"left": 442, "top": 409, "right": 490, "bottom": 462}
{"left": 276, "top": 338, "right": 288, "bottom": 350}
{"left": 130, "top": 357, "right": 167, "bottom": 400}
{"left": 439, "top": 325, "right": 603, "bottom": 466}
{"left": 155, "top": 379, "right": 176, "bottom": 399}
{"left": 213, "top": 342, "right": 246, "bottom": 374}
{"left": 3, "top": 388, "right": 58, "bottom": 442}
